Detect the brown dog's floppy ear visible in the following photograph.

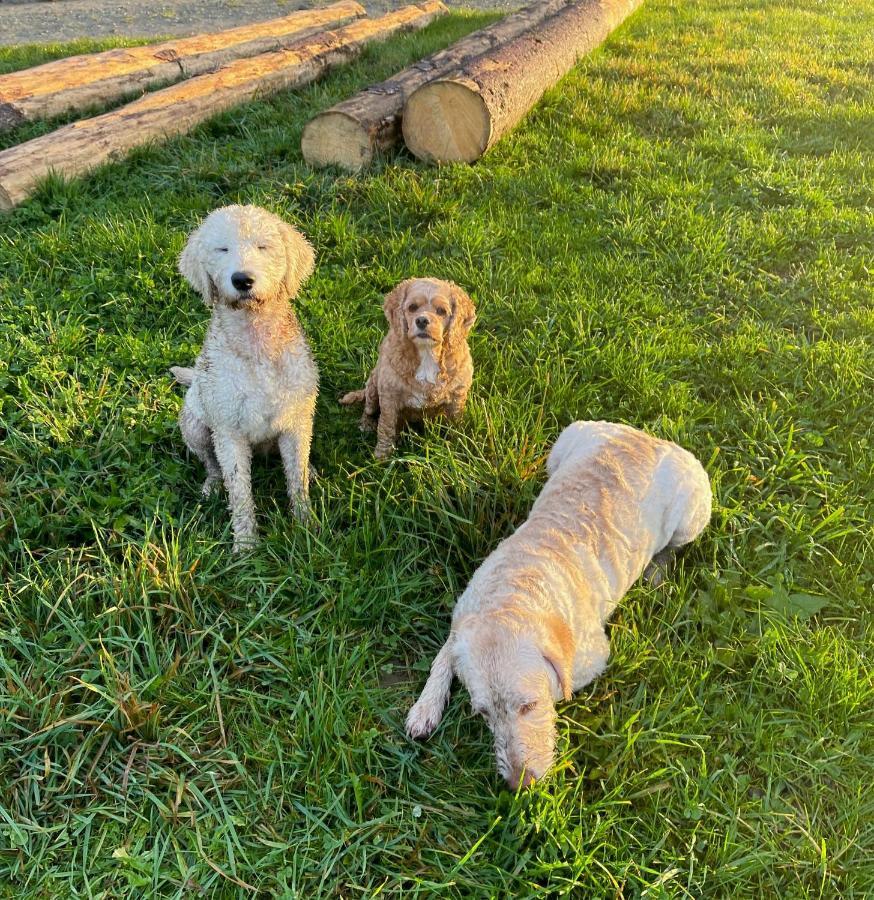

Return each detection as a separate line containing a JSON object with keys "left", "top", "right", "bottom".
{"left": 383, "top": 279, "right": 413, "bottom": 335}
{"left": 178, "top": 220, "right": 212, "bottom": 305}
{"left": 279, "top": 221, "right": 316, "bottom": 299}
{"left": 448, "top": 282, "right": 476, "bottom": 344}
{"left": 539, "top": 614, "right": 574, "bottom": 701}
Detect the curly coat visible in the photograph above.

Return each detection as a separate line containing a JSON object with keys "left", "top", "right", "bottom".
{"left": 170, "top": 204, "right": 317, "bottom": 552}
{"left": 340, "top": 278, "right": 476, "bottom": 457}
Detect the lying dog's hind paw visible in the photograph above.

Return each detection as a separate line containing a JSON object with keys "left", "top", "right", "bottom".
{"left": 644, "top": 549, "right": 675, "bottom": 587}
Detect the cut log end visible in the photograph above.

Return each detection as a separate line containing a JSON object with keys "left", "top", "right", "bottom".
{"left": 402, "top": 0, "right": 644, "bottom": 164}
{"left": 301, "top": 0, "right": 577, "bottom": 171}
{"left": 301, "top": 111, "right": 373, "bottom": 170}
{"left": 402, "top": 80, "right": 490, "bottom": 164}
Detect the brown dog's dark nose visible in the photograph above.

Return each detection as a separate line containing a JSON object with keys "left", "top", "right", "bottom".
{"left": 415, "top": 316, "right": 429, "bottom": 330}
{"left": 231, "top": 271, "right": 254, "bottom": 292}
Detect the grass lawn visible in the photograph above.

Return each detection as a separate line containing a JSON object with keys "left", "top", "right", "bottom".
{"left": 1, "top": 0, "right": 872, "bottom": 895}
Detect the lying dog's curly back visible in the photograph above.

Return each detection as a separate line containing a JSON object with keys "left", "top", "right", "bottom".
{"left": 340, "top": 278, "right": 476, "bottom": 458}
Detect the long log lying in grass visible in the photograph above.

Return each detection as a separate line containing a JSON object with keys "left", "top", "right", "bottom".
{"left": 301, "top": 0, "right": 575, "bottom": 170}
{"left": 0, "top": 1, "right": 366, "bottom": 131}
{"left": 403, "top": 0, "right": 643, "bottom": 163}
{"left": 0, "top": 2, "right": 446, "bottom": 210}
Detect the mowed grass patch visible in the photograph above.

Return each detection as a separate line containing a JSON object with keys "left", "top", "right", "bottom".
{"left": 1, "top": 1, "right": 872, "bottom": 896}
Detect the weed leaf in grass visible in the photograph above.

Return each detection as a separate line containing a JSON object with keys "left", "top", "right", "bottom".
{"left": 745, "top": 575, "right": 830, "bottom": 622}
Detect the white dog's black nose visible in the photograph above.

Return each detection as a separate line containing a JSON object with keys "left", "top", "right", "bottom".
{"left": 415, "top": 316, "right": 429, "bottom": 330}
{"left": 231, "top": 271, "right": 255, "bottom": 292}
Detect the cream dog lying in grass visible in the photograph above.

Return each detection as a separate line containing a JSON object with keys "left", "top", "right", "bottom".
{"left": 406, "top": 421, "right": 711, "bottom": 789}
{"left": 170, "top": 204, "right": 317, "bottom": 552}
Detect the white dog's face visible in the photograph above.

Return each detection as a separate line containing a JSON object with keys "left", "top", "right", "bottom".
{"left": 179, "top": 204, "right": 315, "bottom": 309}
{"left": 453, "top": 624, "right": 563, "bottom": 789}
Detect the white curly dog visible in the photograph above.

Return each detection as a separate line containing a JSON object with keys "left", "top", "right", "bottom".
{"left": 406, "top": 421, "right": 712, "bottom": 789}
{"left": 171, "top": 204, "right": 318, "bottom": 552}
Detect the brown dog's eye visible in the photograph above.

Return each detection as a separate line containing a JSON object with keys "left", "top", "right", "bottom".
{"left": 436, "top": 307, "right": 448, "bottom": 316}
{"left": 408, "top": 304, "right": 419, "bottom": 312}
{"left": 520, "top": 702, "right": 537, "bottom": 715}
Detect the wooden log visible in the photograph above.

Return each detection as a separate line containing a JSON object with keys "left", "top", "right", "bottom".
{"left": 402, "top": 0, "right": 644, "bottom": 163}
{"left": 0, "top": 2, "right": 447, "bottom": 210}
{"left": 0, "top": 2, "right": 367, "bottom": 131}
{"left": 301, "top": 0, "right": 575, "bottom": 170}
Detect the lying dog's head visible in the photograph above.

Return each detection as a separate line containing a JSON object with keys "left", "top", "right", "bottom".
{"left": 450, "top": 614, "right": 573, "bottom": 789}
{"left": 406, "top": 611, "right": 573, "bottom": 789}
{"left": 383, "top": 278, "right": 476, "bottom": 350}
{"left": 179, "top": 205, "right": 315, "bottom": 309}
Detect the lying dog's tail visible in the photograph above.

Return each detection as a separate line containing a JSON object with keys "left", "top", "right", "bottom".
{"left": 170, "top": 366, "right": 195, "bottom": 387}
{"left": 339, "top": 389, "right": 365, "bottom": 406}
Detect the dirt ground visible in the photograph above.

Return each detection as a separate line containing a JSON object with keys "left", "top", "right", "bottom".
{"left": 0, "top": 0, "right": 511, "bottom": 46}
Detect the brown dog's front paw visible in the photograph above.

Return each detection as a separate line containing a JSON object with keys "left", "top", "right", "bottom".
{"left": 374, "top": 444, "right": 394, "bottom": 460}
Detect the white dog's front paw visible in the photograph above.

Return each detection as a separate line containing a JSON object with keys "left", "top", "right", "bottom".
{"left": 232, "top": 532, "right": 259, "bottom": 554}
{"left": 291, "top": 496, "right": 312, "bottom": 524}
{"left": 201, "top": 475, "right": 221, "bottom": 497}
{"left": 406, "top": 701, "right": 441, "bottom": 740}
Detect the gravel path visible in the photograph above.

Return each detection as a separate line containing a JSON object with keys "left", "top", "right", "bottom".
{"left": 0, "top": 0, "right": 510, "bottom": 46}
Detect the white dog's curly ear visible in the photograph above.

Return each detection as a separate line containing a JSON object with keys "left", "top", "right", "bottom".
{"left": 383, "top": 279, "right": 412, "bottom": 334}
{"left": 178, "top": 223, "right": 212, "bottom": 304}
{"left": 540, "top": 615, "right": 574, "bottom": 701}
{"left": 279, "top": 223, "right": 316, "bottom": 298}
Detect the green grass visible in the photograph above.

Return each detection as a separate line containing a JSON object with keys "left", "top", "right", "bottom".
{"left": 1, "top": 1, "right": 872, "bottom": 895}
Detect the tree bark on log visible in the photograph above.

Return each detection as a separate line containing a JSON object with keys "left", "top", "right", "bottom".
{"left": 0, "top": 2, "right": 447, "bottom": 210}
{"left": 0, "top": 1, "right": 366, "bottom": 131}
{"left": 402, "top": 0, "right": 644, "bottom": 164}
{"left": 301, "top": 0, "right": 575, "bottom": 170}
